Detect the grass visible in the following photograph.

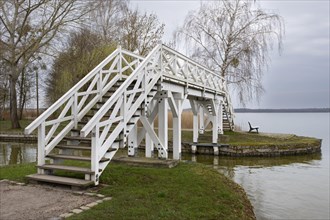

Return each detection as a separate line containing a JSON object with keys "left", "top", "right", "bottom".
{"left": 175, "top": 129, "right": 320, "bottom": 149}
{"left": 0, "top": 162, "right": 255, "bottom": 220}
{"left": 0, "top": 120, "right": 34, "bottom": 134}
{"left": 0, "top": 162, "right": 36, "bottom": 181}
{"left": 0, "top": 119, "right": 320, "bottom": 149}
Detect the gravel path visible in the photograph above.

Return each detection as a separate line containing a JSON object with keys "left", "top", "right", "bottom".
{"left": 0, "top": 181, "right": 98, "bottom": 220}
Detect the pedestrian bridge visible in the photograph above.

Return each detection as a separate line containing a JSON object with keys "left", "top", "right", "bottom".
{"left": 25, "top": 44, "right": 234, "bottom": 187}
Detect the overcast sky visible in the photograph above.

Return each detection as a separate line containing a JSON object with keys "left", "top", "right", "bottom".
{"left": 131, "top": 0, "right": 330, "bottom": 109}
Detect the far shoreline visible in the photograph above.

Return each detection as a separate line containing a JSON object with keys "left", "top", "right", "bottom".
{"left": 234, "top": 108, "right": 330, "bottom": 113}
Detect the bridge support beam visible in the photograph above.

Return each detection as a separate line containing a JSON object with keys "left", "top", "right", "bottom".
{"left": 158, "top": 92, "right": 168, "bottom": 159}
{"left": 189, "top": 99, "right": 199, "bottom": 154}
{"left": 171, "top": 92, "right": 184, "bottom": 160}
{"left": 128, "top": 124, "right": 138, "bottom": 157}
{"left": 212, "top": 99, "right": 220, "bottom": 146}
{"left": 218, "top": 101, "right": 223, "bottom": 134}
{"left": 145, "top": 100, "right": 157, "bottom": 158}
{"left": 199, "top": 106, "right": 204, "bottom": 134}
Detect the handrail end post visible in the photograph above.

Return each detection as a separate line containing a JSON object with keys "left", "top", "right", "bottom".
{"left": 24, "top": 128, "right": 30, "bottom": 135}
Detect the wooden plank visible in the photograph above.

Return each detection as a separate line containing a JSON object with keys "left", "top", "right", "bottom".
{"left": 26, "top": 174, "right": 94, "bottom": 187}
{"left": 37, "top": 164, "right": 95, "bottom": 174}
{"left": 46, "top": 154, "right": 110, "bottom": 162}
{"left": 55, "top": 145, "right": 91, "bottom": 150}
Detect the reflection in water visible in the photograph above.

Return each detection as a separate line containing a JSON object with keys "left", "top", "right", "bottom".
{"left": 182, "top": 152, "right": 328, "bottom": 219}
{"left": 0, "top": 142, "right": 37, "bottom": 166}
{"left": 182, "top": 153, "right": 322, "bottom": 180}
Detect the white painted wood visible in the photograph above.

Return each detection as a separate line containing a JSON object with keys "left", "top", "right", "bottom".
{"left": 44, "top": 116, "right": 74, "bottom": 127}
{"left": 45, "top": 121, "right": 74, "bottom": 155}
{"left": 140, "top": 116, "right": 167, "bottom": 158}
{"left": 168, "top": 91, "right": 178, "bottom": 117}
{"left": 199, "top": 105, "right": 204, "bottom": 134}
{"left": 158, "top": 95, "right": 168, "bottom": 157}
{"left": 128, "top": 124, "right": 138, "bottom": 156}
{"left": 193, "top": 111, "right": 198, "bottom": 143}
{"left": 37, "top": 123, "right": 45, "bottom": 174}
{"left": 98, "top": 123, "right": 124, "bottom": 161}
{"left": 212, "top": 114, "right": 218, "bottom": 144}
{"left": 81, "top": 45, "right": 162, "bottom": 137}
{"left": 24, "top": 49, "right": 121, "bottom": 135}
{"left": 173, "top": 97, "right": 182, "bottom": 160}
{"left": 91, "top": 127, "right": 99, "bottom": 185}
{"left": 27, "top": 43, "right": 235, "bottom": 186}
{"left": 145, "top": 100, "right": 157, "bottom": 158}
{"left": 218, "top": 101, "right": 223, "bottom": 134}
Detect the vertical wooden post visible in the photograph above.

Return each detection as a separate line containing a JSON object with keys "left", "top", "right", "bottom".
{"left": 128, "top": 124, "right": 138, "bottom": 156}
{"left": 158, "top": 94, "right": 168, "bottom": 159}
{"left": 192, "top": 112, "right": 198, "bottom": 154}
{"left": 173, "top": 97, "right": 182, "bottom": 160}
{"left": 146, "top": 100, "right": 156, "bottom": 158}
{"left": 218, "top": 100, "right": 223, "bottom": 134}
{"left": 91, "top": 126, "right": 99, "bottom": 185}
{"left": 118, "top": 45, "right": 122, "bottom": 79}
{"left": 199, "top": 105, "right": 204, "bottom": 134}
{"left": 212, "top": 115, "right": 218, "bottom": 144}
{"left": 189, "top": 99, "right": 199, "bottom": 154}
{"left": 37, "top": 122, "right": 45, "bottom": 174}
{"left": 72, "top": 94, "right": 78, "bottom": 129}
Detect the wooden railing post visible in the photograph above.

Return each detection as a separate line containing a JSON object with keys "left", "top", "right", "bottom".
{"left": 73, "top": 94, "right": 78, "bottom": 129}
{"left": 37, "top": 122, "right": 45, "bottom": 174}
{"left": 91, "top": 126, "right": 99, "bottom": 185}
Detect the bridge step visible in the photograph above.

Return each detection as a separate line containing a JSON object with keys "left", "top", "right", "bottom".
{"left": 26, "top": 174, "right": 94, "bottom": 188}
{"left": 47, "top": 154, "right": 110, "bottom": 162}
{"left": 56, "top": 145, "right": 91, "bottom": 150}
{"left": 37, "top": 164, "right": 97, "bottom": 174}
{"left": 63, "top": 136, "right": 91, "bottom": 142}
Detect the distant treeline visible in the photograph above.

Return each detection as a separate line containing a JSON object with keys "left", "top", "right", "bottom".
{"left": 234, "top": 108, "right": 330, "bottom": 113}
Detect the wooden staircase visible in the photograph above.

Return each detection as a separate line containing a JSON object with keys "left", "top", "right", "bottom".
{"left": 27, "top": 76, "right": 159, "bottom": 189}
{"left": 25, "top": 44, "right": 235, "bottom": 188}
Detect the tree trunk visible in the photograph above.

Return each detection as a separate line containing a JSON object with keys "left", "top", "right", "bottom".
{"left": 9, "top": 75, "right": 21, "bottom": 129}
{"left": 18, "top": 70, "right": 25, "bottom": 120}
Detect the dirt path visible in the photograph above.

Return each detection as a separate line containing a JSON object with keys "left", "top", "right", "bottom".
{"left": 0, "top": 181, "right": 98, "bottom": 220}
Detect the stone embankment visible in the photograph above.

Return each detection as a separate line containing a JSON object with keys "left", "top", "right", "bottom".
{"left": 161, "top": 140, "right": 321, "bottom": 157}
{"left": 1, "top": 132, "right": 322, "bottom": 157}
{"left": 0, "top": 134, "right": 37, "bottom": 143}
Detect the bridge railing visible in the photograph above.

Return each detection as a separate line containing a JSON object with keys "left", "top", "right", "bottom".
{"left": 160, "top": 45, "right": 226, "bottom": 93}
{"left": 80, "top": 45, "right": 166, "bottom": 178}
{"left": 160, "top": 45, "right": 234, "bottom": 129}
{"left": 24, "top": 47, "right": 144, "bottom": 167}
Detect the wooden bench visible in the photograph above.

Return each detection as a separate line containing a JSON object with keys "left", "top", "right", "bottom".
{"left": 248, "top": 122, "right": 259, "bottom": 133}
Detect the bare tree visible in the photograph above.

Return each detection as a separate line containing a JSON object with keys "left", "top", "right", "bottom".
{"left": 0, "top": 0, "right": 88, "bottom": 128}
{"left": 88, "top": 0, "right": 128, "bottom": 42}
{"left": 177, "top": 0, "right": 284, "bottom": 104}
{"left": 120, "top": 8, "right": 165, "bottom": 56}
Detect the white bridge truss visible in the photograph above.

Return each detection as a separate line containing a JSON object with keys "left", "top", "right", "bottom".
{"left": 25, "top": 44, "right": 235, "bottom": 187}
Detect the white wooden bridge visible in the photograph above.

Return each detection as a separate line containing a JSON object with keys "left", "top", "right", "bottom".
{"left": 25, "top": 44, "right": 234, "bottom": 188}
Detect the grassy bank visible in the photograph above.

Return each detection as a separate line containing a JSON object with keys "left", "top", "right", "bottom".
{"left": 184, "top": 130, "right": 320, "bottom": 148}
{"left": 0, "top": 162, "right": 255, "bottom": 220}
{"left": 0, "top": 120, "right": 320, "bottom": 149}
{"left": 0, "top": 120, "right": 33, "bottom": 134}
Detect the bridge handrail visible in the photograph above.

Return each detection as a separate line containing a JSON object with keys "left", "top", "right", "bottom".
{"left": 162, "top": 44, "right": 225, "bottom": 83}
{"left": 24, "top": 49, "right": 144, "bottom": 135}
{"left": 160, "top": 45, "right": 234, "bottom": 129}
{"left": 80, "top": 44, "right": 162, "bottom": 137}
{"left": 24, "top": 49, "right": 118, "bottom": 135}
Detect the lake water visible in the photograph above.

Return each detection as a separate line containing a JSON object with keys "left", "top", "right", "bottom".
{"left": 184, "top": 113, "right": 330, "bottom": 220}
{"left": 0, "top": 142, "right": 37, "bottom": 166}
{"left": 0, "top": 113, "right": 329, "bottom": 219}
